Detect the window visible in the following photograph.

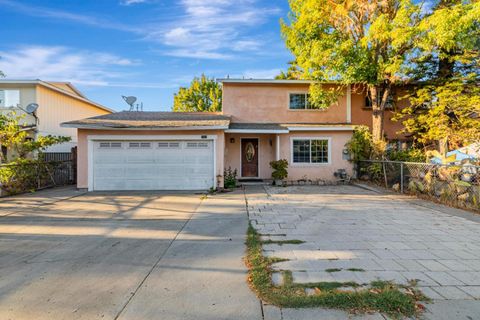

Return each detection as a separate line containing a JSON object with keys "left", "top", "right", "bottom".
{"left": 289, "top": 93, "right": 313, "bottom": 110}
{"left": 186, "top": 142, "right": 209, "bottom": 149}
{"left": 0, "top": 90, "right": 20, "bottom": 107}
{"left": 99, "top": 142, "right": 122, "bottom": 148}
{"left": 292, "top": 139, "right": 329, "bottom": 164}
{"left": 158, "top": 142, "right": 180, "bottom": 148}
{"left": 128, "top": 142, "right": 151, "bottom": 149}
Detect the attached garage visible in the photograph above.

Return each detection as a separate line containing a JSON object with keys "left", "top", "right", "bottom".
{"left": 91, "top": 139, "right": 214, "bottom": 191}
{"left": 62, "top": 111, "right": 230, "bottom": 191}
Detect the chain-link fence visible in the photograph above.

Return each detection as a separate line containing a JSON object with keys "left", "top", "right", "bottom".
{"left": 0, "top": 160, "right": 76, "bottom": 196}
{"left": 358, "top": 160, "right": 480, "bottom": 211}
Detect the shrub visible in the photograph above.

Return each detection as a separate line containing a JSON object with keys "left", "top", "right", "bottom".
{"left": 270, "top": 159, "right": 288, "bottom": 180}
{"left": 345, "top": 126, "right": 374, "bottom": 161}
{"left": 224, "top": 167, "right": 237, "bottom": 189}
{"left": 387, "top": 149, "right": 426, "bottom": 162}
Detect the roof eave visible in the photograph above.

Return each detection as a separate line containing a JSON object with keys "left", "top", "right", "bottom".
{"left": 61, "top": 123, "right": 229, "bottom": 130}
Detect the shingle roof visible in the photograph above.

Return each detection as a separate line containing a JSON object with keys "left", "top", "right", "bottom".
{"left": 62, "top": 111, "right": 231, "bottom": 129}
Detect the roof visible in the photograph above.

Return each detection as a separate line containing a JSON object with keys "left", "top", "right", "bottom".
{"left": 0, "top": 79, "right": 113, "bottom": 113}
{"left": 218, "top": 79, "right": 315, "bottom": 84}
{"left": 62, "top": 111, "right": 231, "bottom": 129}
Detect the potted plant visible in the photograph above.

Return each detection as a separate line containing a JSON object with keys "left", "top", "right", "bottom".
{"left": 269, "top": 159, "right": 288, "bottom": 186}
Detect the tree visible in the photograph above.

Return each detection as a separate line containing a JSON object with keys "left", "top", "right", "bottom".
{"left": 0, "top": 112, "right": 70, "bottom": 162}
{"left": 173, "top": 74, "right": 222, "bottom": 112}
{"left": 396, "top": 0, "right": 480, "bottom": 154}
{"left": 275, "top": 61, "right": 303, "bottom": 80}
{"left": 281, "top": 0, "right": 422, "bottom": 146}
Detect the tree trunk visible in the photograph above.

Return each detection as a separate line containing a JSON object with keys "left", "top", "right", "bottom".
{"left": 369, "top": 86, "right": 385, "bottom": 143}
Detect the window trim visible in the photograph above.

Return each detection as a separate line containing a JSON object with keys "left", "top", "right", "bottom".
{"left": 287, "top": 92, "right": 327, "bottom": 111}
{"left": 290, "top": 137, "right": 332, "bottom": 166}
{"left": 0, "top": 89, "right": 20, "bottom": 108}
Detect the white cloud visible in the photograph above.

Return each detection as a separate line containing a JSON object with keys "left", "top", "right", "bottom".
{"left": 242, "top": 68, "right": 282, "bottom": 79}
{"left": 0, "top": 0, "right": 141, "bottom": 33}
{"left": 120, "top": 0, "right": 148, "bottom": 5}
{"left": 146, "top": 0, "right": 280, "bottom": 59}
{"left": 0, "top": 46, "right": 138, "bottom": 86}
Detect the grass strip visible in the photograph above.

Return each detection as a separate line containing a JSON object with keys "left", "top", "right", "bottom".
{"left": 245, "top": 223, "right": 427, "bottom": 318}
{"left": 261, "top": 239, "right": 305, "bottom": 246}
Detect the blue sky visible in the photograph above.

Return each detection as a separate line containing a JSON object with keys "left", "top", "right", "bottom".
{"left": 0, "top": 0, "right": 293, "bottom": 111}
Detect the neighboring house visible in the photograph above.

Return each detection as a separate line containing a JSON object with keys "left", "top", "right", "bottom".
{"left": 0, "top": 80, "right": 113, "bottom": 161}
{"left": 62, "top": 79, "right": 408, "bottom": 191}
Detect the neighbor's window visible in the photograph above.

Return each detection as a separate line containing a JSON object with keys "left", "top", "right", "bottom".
{"left": 289, "top": 93, "right": 313, "bottom": 110}
{"left": 292, "top": 139, "right": 329, "bottom": 164}
{"left": 0, "top": 90, "right": 20, "bottom": 107}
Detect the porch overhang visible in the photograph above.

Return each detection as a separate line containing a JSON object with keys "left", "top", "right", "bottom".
{"left": 225, "top": 123, "right": 356, "bottom": 134}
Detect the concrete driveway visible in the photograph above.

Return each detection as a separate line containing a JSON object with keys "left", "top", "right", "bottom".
{"left": 247, "top": 185, "right": 480, "bottom": 320}
{"left": 0, "top": 187, "right": 260, "bottom": 320}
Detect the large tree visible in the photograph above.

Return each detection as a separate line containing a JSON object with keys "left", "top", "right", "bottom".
{"left": 396, "top": 0, "right": 479, "bottom": 154}
{"left": 281, "top": 0, "right": 422, "bottom": 146}
{"left": 173, "top": 74, "right": 222, "bottom": 112}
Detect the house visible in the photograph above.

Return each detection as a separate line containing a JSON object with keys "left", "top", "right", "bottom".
{"left": 62, "top": 79, "right": 407, "bottom": 191}
{"left": 0, "top": 80, "right": 113, "bottom": 161}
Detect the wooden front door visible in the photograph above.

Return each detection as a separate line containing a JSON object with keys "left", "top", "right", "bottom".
{"left": 241, "top": 138, "right": 259, "bottom": 177}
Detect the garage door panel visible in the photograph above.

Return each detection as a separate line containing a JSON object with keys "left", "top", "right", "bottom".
{"left": 93, "top": 140, "right": 214, "bottom": 191}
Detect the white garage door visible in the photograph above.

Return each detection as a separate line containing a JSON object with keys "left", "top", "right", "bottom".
{"left": 92, "top": 140, "right": 214, "bottom": 191}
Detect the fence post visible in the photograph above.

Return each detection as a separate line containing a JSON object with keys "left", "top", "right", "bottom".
{"left": 400, "top": 162, "right": 404, "bottom": 193}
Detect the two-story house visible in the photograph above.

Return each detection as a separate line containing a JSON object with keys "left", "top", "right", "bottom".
{"left": 62, "top": 79, "right": 407, "bottom": 191}
{"left": 0, "top": 80, "right": 113, "bottom": 161}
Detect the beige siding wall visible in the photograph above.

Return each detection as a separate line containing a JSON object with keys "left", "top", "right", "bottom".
{"left": 36, "top": 85, "right": 111, "bottom": 150}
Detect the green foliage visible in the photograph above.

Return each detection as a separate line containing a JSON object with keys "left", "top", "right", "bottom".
{"left": 396, "top": 1, "right": 480, "bottom": 152}
{"left": 269, "top": 159, "right": 288, "bottom": 180}
{"left": 275, "top": 61, "right": 303, "bottom": 80}
{"left": 0, "top": 159, "right": 64, "bottom": 195}
{"left": 345, "top": 126, "right": 374, "bottom": 161}
{"left": 173, "top": 74, "right": 222, "bottom": 112}
{"left": 281, "top": 0, "right": 422, "bottom": 142}
{"left": 223, "top": 167, "right": 237, "bottom": 189}
{"left": 0, "top": 112, "right": 70, "bottom": 162}
{"left": 387, "top": 148, "right": 427, "bottom": 162}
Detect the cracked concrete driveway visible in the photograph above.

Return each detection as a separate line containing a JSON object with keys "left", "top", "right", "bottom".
{"left": 0, "top": 187, "right": 260, "bottom": 320}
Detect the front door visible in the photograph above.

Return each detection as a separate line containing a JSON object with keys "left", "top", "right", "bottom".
{"left": 241, "top": 138, "right": 259, "bottom": 177}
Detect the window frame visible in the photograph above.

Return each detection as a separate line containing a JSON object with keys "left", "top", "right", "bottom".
{"left": 288, "top": 92, "right": 315, "bottom": 110}
{"left": 0, "top": 89, "right": 21, "bottom": 108}
{"left": 290, "top": 137, "right": 331, "bottom": 166}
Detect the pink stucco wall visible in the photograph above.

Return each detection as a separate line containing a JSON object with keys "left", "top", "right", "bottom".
{"left": 223, "top": 131, "right": 353, "bottom": 181}
{"left": 222, "top": 83, "right": 348, "bottom": 123}
{"left": 224, "top": 133, "right": 276, "bottom": 179}
{"left": 76, "top": 129, "right": 225, "bottom": 189}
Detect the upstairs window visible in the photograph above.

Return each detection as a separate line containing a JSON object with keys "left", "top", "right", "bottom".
{"left": 289, "top": 93, "right": 313, "bottom": 110}
{"left": 0, "top": 90, "right": 20, "bottom": 107}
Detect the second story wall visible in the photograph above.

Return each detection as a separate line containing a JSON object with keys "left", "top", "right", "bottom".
{"left": 36, "top": 85, "right": 111, "bottom": 144}
{"left": 222, "top": 83, "right": 349, "bottom": 124}
{"left": 0, "top": 83, "right": 37, "bottom": 126}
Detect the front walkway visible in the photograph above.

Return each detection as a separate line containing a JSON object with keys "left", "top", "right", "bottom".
{"left": 246, "top": 185, "right": 480, "bottom": 320}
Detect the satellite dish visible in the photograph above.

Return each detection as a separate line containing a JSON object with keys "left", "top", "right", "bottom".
{"left": 25, "top": 103, "right": 39, "bottom": 114}
{"left": 122, "top": 96, "right": 137, "bottom": 111}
